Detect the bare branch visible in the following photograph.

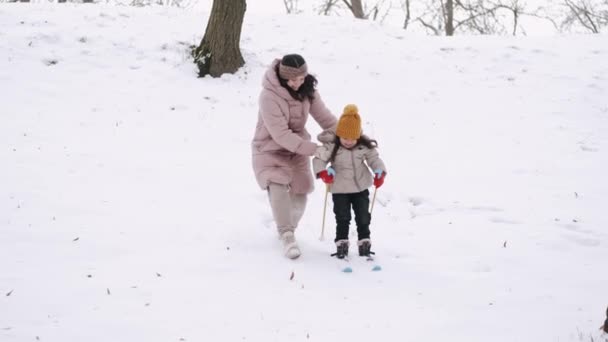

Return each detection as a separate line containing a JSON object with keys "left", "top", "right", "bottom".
{"left": 417, "top": 17, "right": 441, "bottom": 34}
{"left": 453, "top": 5, "right": 500, "bottom": 30}
{"left": 581, "top": 4, "right": 600, "bottom": 31}
{"left": 317, "top": 0, "right": 340, "bottom": 15}
{"left": 342, "top": 0, "right": 354, "bottom": 12}
{"left": 564, "top": 0, "right": 599, "bottom": 32}
{"left": 283, "top": 0, "right": 291, "bottom": 14}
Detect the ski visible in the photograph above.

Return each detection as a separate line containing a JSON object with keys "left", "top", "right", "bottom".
{"left": 331, "top": 240, "right": 381, "bottom": 272}
{"left": 332, "top": 255, "right": 353, "bottom": 273}
{"left": 333, "top": 255, "right": 381, "bottom": 272}
{"left": 366, "top": 256, "right": 382, "bottom": 271}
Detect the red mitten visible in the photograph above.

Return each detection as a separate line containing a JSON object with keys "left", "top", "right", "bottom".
{"left": 373, "top": 171, "right": 386, "bottom": 188}
{"left": 318, "top": 170, "right": 334, "bottom": 184}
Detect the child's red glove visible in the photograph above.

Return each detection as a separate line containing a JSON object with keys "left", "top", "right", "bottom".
{"left": 373, "top": 169, "right": 386, "bottom": 188}
{"left": 318, "top": 168, "right": 335, "bottom": 184}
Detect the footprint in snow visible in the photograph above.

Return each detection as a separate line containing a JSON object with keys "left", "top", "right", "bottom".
{"left": 579, "top": 144, "right": 598, "bottom": 152}
{"left": 561, "top": 234, "right": 601, "bottom": 247}
{"left": 489, "top": 217, "right": 521, "bottom": 225}
{"left": 408, "top": 197, "right": 423, "bottom": 206}
{"left": 43, "top": 59, "right": 58, "bottom": 66}
{"left": 469, "top": 205, "right": 503, "bottom": 213}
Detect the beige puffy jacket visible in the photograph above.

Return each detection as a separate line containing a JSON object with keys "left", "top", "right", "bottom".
{"left": 313, "top": 131, "right": 386, "bottom": 194}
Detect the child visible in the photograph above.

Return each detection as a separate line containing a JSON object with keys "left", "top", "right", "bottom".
{"left": 313, "top": 104, "right": 387, "bottom": 259}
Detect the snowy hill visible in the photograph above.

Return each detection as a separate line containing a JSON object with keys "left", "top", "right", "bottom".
{"left": 1, "top": 4, "right": 608, "bottom": 342}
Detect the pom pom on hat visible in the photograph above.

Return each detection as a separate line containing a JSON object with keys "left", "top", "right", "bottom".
{"left": 343, "top": 104, "right": 359, "bottom": 116}
{"left": 336, "top": 104, "right": 362, "bottom": 140}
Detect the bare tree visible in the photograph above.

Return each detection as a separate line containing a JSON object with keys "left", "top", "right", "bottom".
{"left": 561, "top": 0, "right": 608, "bottom": 32}
{"left": 401, "top": 0, "right": 412, "bottom": 29}
{"left": 193, "top": 0, "right": 246, "bottom": 77}
{"left": 283, "top": 0, "right": 300, "bottom": 14}
{"left": 412, "top": 0, "right": 556, "bottom": 35}
{"left": 446, "top": 0, "right": 455, "bottom": 35}
{"left": 331, "top": 0, "right": 389, "bottom": 20}
{"left": 414, "top": 0, "right": 452, "bottom": 35}
{"left": 494, "top": 0, "right": 524, "bottom": 35}
{"left": 317, "top": 0, "right": 341, "bottom": 15}
{"left": 343, "top": 0, "right": 366, "bottom": 18}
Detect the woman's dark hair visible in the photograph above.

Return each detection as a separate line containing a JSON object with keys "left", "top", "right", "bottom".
{"left": 328, "top": 135, "right": 378, "bottom": 163}
{"left": 275, "top": 54, "right": 317, "bottom": 102}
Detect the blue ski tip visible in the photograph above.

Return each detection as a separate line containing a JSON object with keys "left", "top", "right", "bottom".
{"left": 371, "top": 265, "right": 382, "bottom": 271}
{"left": 342, "top": 266, "right": 353, "bottom": 273}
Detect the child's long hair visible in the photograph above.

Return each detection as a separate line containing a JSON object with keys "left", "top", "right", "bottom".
{"left": 328, "top": 135, "right": 378, "bottom": 163}
{"left": 274, "top": 58, "right": 317, "bottom": 102}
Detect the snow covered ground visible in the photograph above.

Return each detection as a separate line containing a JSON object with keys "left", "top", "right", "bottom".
{"left": 1, "top": 3, "right": 607, "bottom": 342}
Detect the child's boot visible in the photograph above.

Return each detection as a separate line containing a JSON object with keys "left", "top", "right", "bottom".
{"left": 331, "top": 239, "right": 349, "bottom": 259}
{"left": 280, "top": 231, "right": 301, "bottom": 259}
{"left": 358, "top": 238, "right": 375, "bottom": 257}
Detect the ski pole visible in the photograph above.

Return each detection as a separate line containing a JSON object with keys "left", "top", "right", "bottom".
{"left": 320, "top": 183, "right": 330, "bottom": 241}
{"left": 369, "top": 186, "right": 378, "bottom": 215}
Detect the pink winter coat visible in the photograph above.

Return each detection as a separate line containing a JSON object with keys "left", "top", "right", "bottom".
{"left": 251, "top": 59, "right": 337, "bottom": 194}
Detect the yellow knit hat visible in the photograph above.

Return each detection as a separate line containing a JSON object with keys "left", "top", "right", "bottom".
{"left": 336, "top": 104, "right": 362, "bottom": 140}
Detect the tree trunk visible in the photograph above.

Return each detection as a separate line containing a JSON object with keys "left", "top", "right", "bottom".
{"left": 194, "top": 0, "right": 246, "bottom": 77}
{"left": 352, "top": 0, "right": 365, "bottom": 18}
{"left": 344, "top": 0, "right": 366, "bottom": 19}
{"left": 445, "top": 0, "right": 455, "bottom": 35}
{"left": 402, "top": 0, "right": 411, "bottom": 30}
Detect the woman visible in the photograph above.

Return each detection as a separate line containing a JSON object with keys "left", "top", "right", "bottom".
{"left": 252, "top": 54, "right": 337, "bottom": 259}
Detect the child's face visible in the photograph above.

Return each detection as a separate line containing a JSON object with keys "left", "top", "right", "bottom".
{"left": 340, "top": 137, "right": 357, "bottom": 149}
